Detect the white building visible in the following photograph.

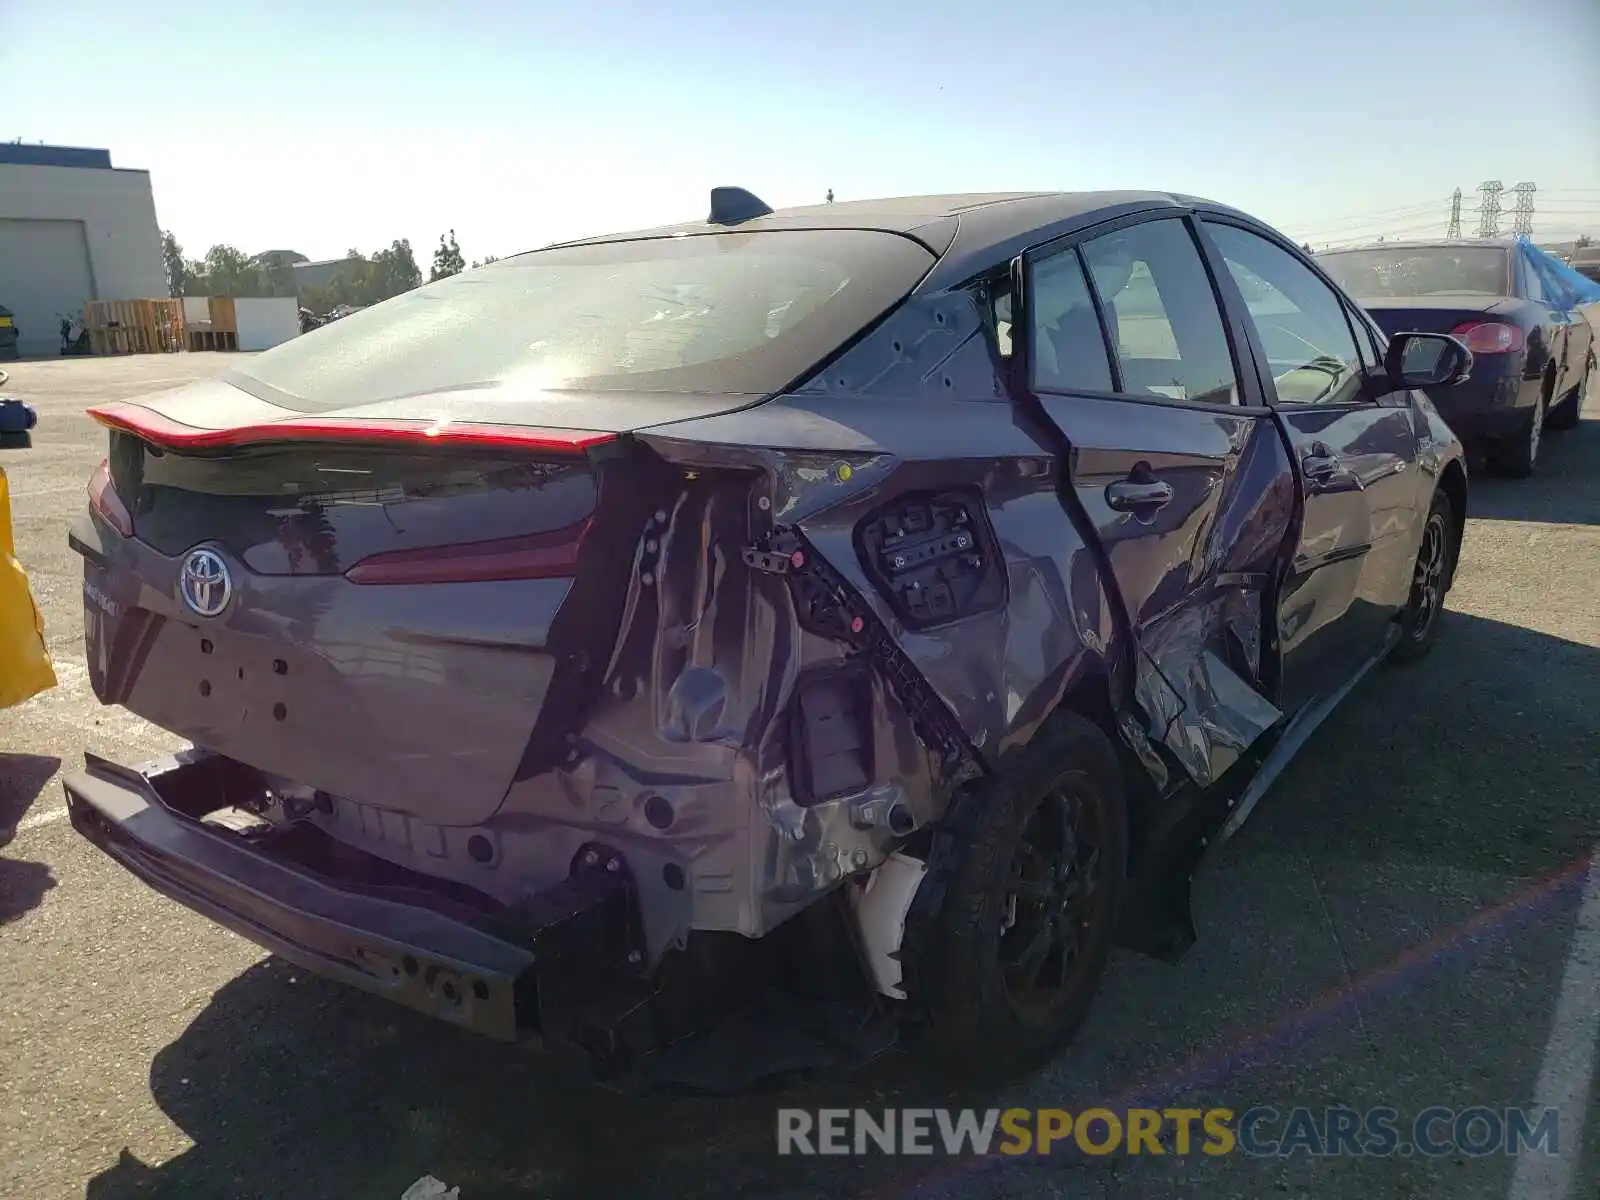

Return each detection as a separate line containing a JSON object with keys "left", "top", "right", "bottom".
{"left": 0, "top": 144, "right": 168, "bottom": 357}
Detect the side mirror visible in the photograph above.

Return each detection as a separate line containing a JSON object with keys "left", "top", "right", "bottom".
{"left": 1384, "top": 331, "right": 1473, "bottom": 390}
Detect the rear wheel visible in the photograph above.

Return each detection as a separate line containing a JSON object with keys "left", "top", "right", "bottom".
{"left": 1545, "top": 351, "right": 1592, "bottom": 432}
{"left": 1499, "top": 391, "right": 1546, "bottom": 478}
{"left": 921, "top": 711, "right": 1127, "bottom": 1075}
{"left": 1391, "top": 489, "right": 1456, "bottom": 664}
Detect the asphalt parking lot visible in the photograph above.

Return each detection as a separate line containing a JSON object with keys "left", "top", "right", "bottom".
{"left": 1, "top": 353, "right": 1597, "bottom": 1200}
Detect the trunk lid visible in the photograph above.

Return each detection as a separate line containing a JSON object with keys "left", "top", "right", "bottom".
{"left": 82, "top": 383, "right": 670, "bottom": 827}
{"left": 1356, "top": 294, "right": 1514, "bottom": 337}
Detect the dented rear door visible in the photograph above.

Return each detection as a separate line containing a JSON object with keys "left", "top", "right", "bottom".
{"left": 1019, "top": 213, "right": 1296, "bottom": 788}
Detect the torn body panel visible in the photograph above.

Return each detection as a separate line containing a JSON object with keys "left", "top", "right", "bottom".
{"left": 1025, "top": 393, "right": 1298, "bottom": 788}
{"left": 646, "top": 286, "right": 1128, "bottom": 773}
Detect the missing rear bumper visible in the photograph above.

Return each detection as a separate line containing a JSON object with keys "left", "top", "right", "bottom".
{"left": 62, "top": 751, "right": 656, "bottom": 1076}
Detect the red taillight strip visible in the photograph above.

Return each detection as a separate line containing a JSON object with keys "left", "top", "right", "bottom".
{"left": 87, "top": 457, "right": 133, "bottom": 537}
{"left": 86, "top": 402, "right": 616, "bottom": 454}
{"left": 1448, "top": 320, "right": 1525, "bottom": 355}
{"left": 344, "top": 519, "right": 593, "bottom": 585}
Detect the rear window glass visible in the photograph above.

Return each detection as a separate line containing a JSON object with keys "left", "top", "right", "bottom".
{"left": 226, "top": 230, "right": 933, "bottom": 409}
{"left": 1316, "top": 247, "right": 1509, "bottom": 299}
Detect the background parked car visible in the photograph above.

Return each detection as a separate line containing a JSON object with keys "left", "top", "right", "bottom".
{"left": 1317, "top": 238, "right": 1595, "bottom": 477}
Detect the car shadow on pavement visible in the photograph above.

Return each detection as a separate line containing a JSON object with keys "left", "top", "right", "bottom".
{"left": 0, "top": 754, "right": 62, "bottom": 927}
{"left": 0, "top": 857, "right": 56, "bottom": 926}
{"left": 0, "top": 752, "right": 61, "bottom": 837}
{"left": 82, "top": 612, "right": 1598, "bottom": 1200}
{"left": 1468, "top": 413, "right": 1598, "bottom": 525}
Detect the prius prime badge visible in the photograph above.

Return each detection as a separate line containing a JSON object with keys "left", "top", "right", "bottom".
{"left": 179, "top": 548, "right": 233, "bottom": 618}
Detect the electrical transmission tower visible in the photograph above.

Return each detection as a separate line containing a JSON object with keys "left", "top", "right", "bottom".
{"left": 1475, "top": 180, "right": 1504, "bottom": 238}
{"left": 1510, "top": 182, "right": 1536, "bottom": 237}
{"left": 1446, "top": 188, "right": 1463, "bottom": 238}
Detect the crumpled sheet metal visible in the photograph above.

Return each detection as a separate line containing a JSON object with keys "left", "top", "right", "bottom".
{"left": 1122, "top": 416, "right": 1291, "bottom": 788}
{"left": 791, "top": 454, "right": 1119, "bottom": 769}
{"left": 473, "top": 475, "right": 939, "bottom": 958}
{"left": 1134, "top": 590, "right": 1281, "bottom": 790}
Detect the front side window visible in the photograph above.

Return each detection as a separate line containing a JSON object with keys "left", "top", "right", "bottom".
{"left": 1029, "top": 218, "right": 1239, "bottom": 404}
{"left": 1206, "top": 224, "right": 1366, "bottom": 407}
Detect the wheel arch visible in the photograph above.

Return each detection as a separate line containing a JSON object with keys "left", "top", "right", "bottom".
{"left": 1437, "top": 458, "right": 1468, "bottom": 588}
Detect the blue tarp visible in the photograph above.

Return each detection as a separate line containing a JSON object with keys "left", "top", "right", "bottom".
{"left": 1515, "top": 236, "right": 1600, "bottom": 310}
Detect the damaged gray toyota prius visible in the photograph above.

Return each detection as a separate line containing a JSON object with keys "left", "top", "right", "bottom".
{"left": 64, "top": 188, "right": 1471, "bottom": 1091}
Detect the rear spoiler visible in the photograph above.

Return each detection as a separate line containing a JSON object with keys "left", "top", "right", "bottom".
{"left": 86, "top": 402, "right": 615, "bottom": 455}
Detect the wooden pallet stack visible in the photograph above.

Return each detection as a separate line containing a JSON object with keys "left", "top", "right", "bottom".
{"left": 83, "top": 300, "right": 186, "bottom": 355}
{"left": 82, "top": 297, "right": 242, "bottom": 355}
{"left": 182, "top": 296, "right": 239, "bottom": 352}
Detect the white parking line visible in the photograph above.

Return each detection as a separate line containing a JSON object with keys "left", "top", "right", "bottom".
{"left": 1508, "top": 850, "right": 1600, "bottom": 1200}
{"left": 15, "top": 805, "right": 68, "bottom": 833}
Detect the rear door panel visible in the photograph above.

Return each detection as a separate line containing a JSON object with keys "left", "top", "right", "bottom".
{"left": 1019, "top": 213, "right": 1296, "bottom": 788}
{"left": 1042, "top": 395, "right": 1294, "bottom": 787}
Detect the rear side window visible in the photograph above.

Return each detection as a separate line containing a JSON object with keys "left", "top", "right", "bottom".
{"left": 1027, "top": 218, "right": 1240, "bottom": 405}
{"left": 1027, "top": 248, "right": 1114, "bottom": 392}
{"left": 226, "top": 230, "right": 935, "bottom": 408}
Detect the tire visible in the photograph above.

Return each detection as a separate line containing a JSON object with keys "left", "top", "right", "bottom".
{"left": 1390, "top": 489, "right": 1456, "bottom": 664}
{"left": 1545, "top": 351, "right": 1593, "bottom": 433}
{"left": 921, "top": 710, "right": 1128, "bottom": 1076}
{"left": 1499, "top": 390, "right": 1546, "bottom": 478}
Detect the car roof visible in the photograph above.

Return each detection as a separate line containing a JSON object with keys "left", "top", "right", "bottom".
{"left": 536, "top": 189, "right": 1255, "bottom": 291}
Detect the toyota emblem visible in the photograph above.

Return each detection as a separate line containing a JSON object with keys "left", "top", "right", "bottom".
{"left": 179, "top": 548, "right": 233, "bottom": 618}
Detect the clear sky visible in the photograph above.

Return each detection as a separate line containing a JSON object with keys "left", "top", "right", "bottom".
{"left": 5, "top": 0, "right": 1599, "bottom": 264}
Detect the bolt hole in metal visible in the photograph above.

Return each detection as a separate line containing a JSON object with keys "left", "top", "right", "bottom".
{"left": 472, "top": 980, "right": 489, "bottom": 1001}
{"left": 200, "top": 638, "right": 213, "bottom": 655}
{"left": 198, "top": 680, "right": 211, "bottom": 697}
{"left": 272, "top": 659, "right": 287, "bottom": 676}
{"left": 402, "top": 955, "right": 419, "bottom": 976}
{"left": 272, "top": 702, "right": 287, "bottom": 721}
{"left": 663, "top": 863, "right": 686, "bottom": 890}
{"left": 467, "top": 834, "right": 494, "bottom": 863}
{"left": 644, "top": 795, "right": 674, "bottom": 830}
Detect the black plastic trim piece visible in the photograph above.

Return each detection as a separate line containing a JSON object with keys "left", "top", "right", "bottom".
{"left": 852, "top": 489, "right": 1007, "bottom": 631}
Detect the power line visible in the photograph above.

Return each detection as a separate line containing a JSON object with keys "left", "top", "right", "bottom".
{"left": 1297, "top": 198, "right": 1452, "bottom": 238}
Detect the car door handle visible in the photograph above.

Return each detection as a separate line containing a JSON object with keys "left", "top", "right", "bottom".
{"left": 1302, "top": 452, "right": 1339, "bottom": 481}
{"left": 1105, "top": 478, "right": 1175, "bottom": 512}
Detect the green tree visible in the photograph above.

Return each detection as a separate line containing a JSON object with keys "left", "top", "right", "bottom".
{"left": 299, "top": 240, "right": 423, "bottom": 312}
{"left": 161, "top": 231, "right": 189, "bottom": 297}
{"left": 430, "top": 230, "right": 465, "bottom": 281}
{"left": 470, "top": 254, "right": 500, "bottom": 269}
{"left": 366, "top": 239, "right": 423, "bottom": 301}
{"left": 192, "top": 245, "right": 267, "bottom": 297}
